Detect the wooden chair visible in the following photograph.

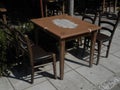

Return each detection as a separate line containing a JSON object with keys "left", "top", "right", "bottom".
{"left": 102, "top": 0, "right": 117, "bottom": 13}
{"left": 45, "top": 0, "right": 64, "bottom": 16}
{"left": 84, "top": 11, "right": 120, "bottom": 65}
{"left": 14, "top": 30, "right": 57, "bottom": 83}
{"left": 66, "top": 9, "right": 98, "bottom": 50}
{"left": 96, "top": 11, "right": 120, "bottom": 65}
{"left": 82, "top": 9, "right": 98, "bottom": 49}
{"left": 82, "top": 9, "right": 98, "bottom": 24}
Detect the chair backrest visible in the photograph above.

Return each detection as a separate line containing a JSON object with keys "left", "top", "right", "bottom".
{"left": 0, "top": 22, "right": 17, "bottom": 44}
{"left": 45, "top": 0, "right": 64, "bottom": 16}
{"left": 14, "top": 30, "right": 34, "bottom": 66}
{"left": 98, "top": 11, "right": 120, "bottom": 38}
{"left": 82, "top": 9, "right": 98, "bottom": 24}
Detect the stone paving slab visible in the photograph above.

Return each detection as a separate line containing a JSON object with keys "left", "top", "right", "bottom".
{"left": 7, "top": 74, "right": 47, "bottom": 90}
{"left": 49, "top": 70, "right": 98, "bottom": 90}
{"left": 108, "top": 43, "right": 120, "bottom": 54}
{"left": 99, "top": 54, "right": 120, "bottom": 74}
{"left": 65, "top": 52, "right": 89, "bottom": 69}
{"left": 25, "top": 81, "right": 57, "bottom": 90}
{"left": 0, "top": 77, "right": 13, "bottom": 90}
{"left": 75, "top": 65, "right": 114, "bottom": 85}
{"left": 113, "top": 51, "right": 120, "bottom": 58}
{"left": 6, "top": 66, "right": 48, "bottom": 90}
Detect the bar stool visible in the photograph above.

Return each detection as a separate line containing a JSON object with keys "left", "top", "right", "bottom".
{"left": 0, "top": 8, "right": 7, "bottom": 24}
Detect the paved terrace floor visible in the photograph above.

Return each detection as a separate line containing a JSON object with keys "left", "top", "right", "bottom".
{"left": 0, "top": 15, "right": 120, "bottom": 90}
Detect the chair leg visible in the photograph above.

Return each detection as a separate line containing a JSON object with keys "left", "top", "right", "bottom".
{"left": 84, "top": 37, "right": 90, "bottom": 49}
{"left": 96, "top": 42, "right": 102, "bottom": 65}
{"left": 31, "top": 68, "right": 34, "bottom": 84}
{"left": 77, "top": 37, "right": 82, "bottom": 46}
{"left": 52, "top": 54, "right": 57, "bottom": 79}
{"left": 83, "top": 37, "right": 87, "bottom": 57}
{"left": 106, "top": 41, "right": 111, "bottom": 58}
{"left": 82, "top": 37, "right": 90, "bottom": 57}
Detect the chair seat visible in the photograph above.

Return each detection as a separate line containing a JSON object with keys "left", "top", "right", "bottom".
{"left": 96, "top": 33, "right": 111, "bottom": 42}
{"left": 32, "top": 45, "right": 53, "bottom": 61}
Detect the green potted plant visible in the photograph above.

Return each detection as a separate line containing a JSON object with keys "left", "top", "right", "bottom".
{"left": 0, "top": 29, "right": 7, "bottom": 76}
{"left": 0, "top": 20, "right": 35, "bottom": 77}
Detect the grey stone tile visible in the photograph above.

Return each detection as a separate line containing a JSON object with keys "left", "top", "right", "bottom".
{"left": 112, "top": 38, "right": 120, "bottom": 46}
{"left": 8, "top": 73, "right": 47, "bottom": 90}
{"left": 100, "top": 54, "right": 120, "bottom": 73}
{"left": 75, "top": 65, "right": 114, "bottom": 85}
{"left": 113, "top": 28, "right": 120, "bottom": 41}
{"left": 113, "top": 51, "right": 120, "bottom": 58}
{"left": 109, "top": 43, "right": 120, "bottom": 54}
{"left": 65, "top": 53, "right": 89, "bottom": 69}
{"left": 49, "top": 70, "right": 98, "bottom": 90}
{"left": 0, "top": 77, "right": 13, "bottom": 90}
{"left": 7, "top": 61, "right": 66, "bottom": 90}
{"left": 25, "top": 81, "right": 57, "bottom": 90}
{"left": 57, "top": 62, "right": 71, "bottom": 75}
{"left": 56, "top": 61, "right": 72, "bottom": 75}
{"left": 45, "top": 61, "right": 72, "bottom": 78}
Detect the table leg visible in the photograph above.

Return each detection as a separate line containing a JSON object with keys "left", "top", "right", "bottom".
{"left": 89, "top": 31, "right": 97, "bottom": 67}
{"left": 59, "top": 40, "right": 65, "bottom": 80}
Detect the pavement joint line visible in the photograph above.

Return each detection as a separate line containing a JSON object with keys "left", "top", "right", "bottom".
{"left": 46, "top": 77, "right": 59, "bottom": 90}
{"left": 99, "top": 64, "right": 115, "bottom": 74}
{"left": 22, "top": 80, "right": 48, "bottom": 90}
{"left": 6, "top": 77, "right": 16, "bottom": 90}
{"left": 111, "top": 53, "right": 120, "bottom": 59}
{"left": 65, "top": 61, "right": 98, "bottom": 87}
{"left": 64, "top": 60, "right": 83, "bottom": 70}
{"left": 73, "top": 66, "right": 99, "bottom": 88}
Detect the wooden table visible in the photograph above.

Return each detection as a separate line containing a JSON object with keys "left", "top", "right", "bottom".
{"left": 31, "top": 14, "right": 101, "bottom": 80}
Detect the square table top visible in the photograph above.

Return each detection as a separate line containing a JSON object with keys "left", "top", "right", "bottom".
{"left": 31, "top": 14, "right": 101, "bottom": 39}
